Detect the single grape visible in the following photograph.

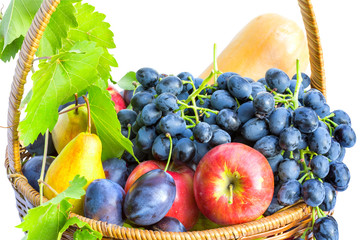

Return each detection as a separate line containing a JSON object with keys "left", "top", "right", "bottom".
{"left": 277, "top": 180, "right": 301, "bottom": 206}
{"left": 264, "top": 197, "right": 284, "bottom": 216}
{"left": 135, "top": 126, "right": 157, "bottom": 154}
{"left": 244, "top": 77, "right": 254, "bottom": 83}
{"left": 278, "top": 159, "right": 300, "bottom": 181}
{"left": 172, "top": 138, "right": 196, "bottom": 163}
{"left": 253, "top": 92, "right": 275, "bottom": 117}
{"left": 313, "top": 216, "right": 339, "bottom": 240}
{"left": 301, "top": 179, "right": 325, "bottom": 207}
{"left": 152, "top": 134, "right": 171, "bottom": 161}
{"left": 177, "top": 91, "right": 189, "bottom": 101}
{"left": 227, "top": 75, "right": 252, "bottom": 101}
{"left": 334, "top": 124, "right": 356, "bottom": 148}
{"left": 209, "top": 129, "right": 231, "bottom": 147}
{"left": 130, "top": 91, "right": 155, "bottom": 113}
{"left": 325, "top": 162, "right": 350, "bottom": 191}
{"left": 210, "top": 90, "right": 237, "bottom": 110}
{"left": 122, "top": 139, "right": 147, "bottom": 163}
{"left": 236, "top": 101, "right": 255, "bottom": 124}
{"left": 240, "top": 118, "right": 269, "bottom": 142}
{"left": 192, "top": 141, "right": 211, "bottom": 164}
{"left": 325, "top": 139, "right": 341, "bottom": 161}
{"left": 330, "top": 109, "right": 351, "bottom": 126}
{"left": 158, "top": 113, "right": 186, "bottom": 137}
{"left": 266, "top": 153, "right": 284, "bottom": 174}
{"left": 334, "top": 146, "right": 346, "bottom": 163}
{"left": 251, "top": 82, "right": 266, "bottom": 98}
{"left": 136, "top": 67, "right": 159, "bottom": 88}
{"left": 310, "top": 155, "right": 330, "bottom": 178}
{"left": 140, "top": 103, "right": 162, "bottom": 126}
{"left": 319, "top": 182, "right": 337, "bottom": 212}
{"left": 156, "top": 76, "right": 183, "bottom": 96}
{"left": 265, "top": 68, "right": 290, "bottom": 93}
{"left": 292, "top": 72, "right": 311, "bottom": 88}
{"left": 254, "top": 135, "right": 280, "bottom": 158}
{"left": 268, "top": 107, "right": 292, "bottom": 136}
{"left": 155, "top": 93, "right": 179, "bottom": 113}
{"left": 216, "top": 109, "right": 241, "bottom": 132}
{"left": 303, "top": 89, "right": 326, "bottom": 110}
{"left": 315, "top": 103, "right": 331, "bottom": 118}
{"left": 196, "top": 98, "right": 211, "bottom": 109}
{"left": 293, "top": 107, "right": 319, "bottom": 133}
{"left": 257, "top": 77, "right": 267, "bottom": 85}
{"left": 308, "top": 127, "right": 332, "bottom": 154}
{"left": 117, "top": 109, "right": 137, "bottom": 126}
{"left": 203, "top": 111, "right": 217, "bottom": 125}
{"left": 193, "top": 122, "right": 213, "bottom": 143}
{"left": 216, "top": 72, "right": 238, "bottom": 90}
{"left": 298, "top": 133, "right": 308, "bottom": 150}
{"left": 279, "top": 127, "right": 302, "bottom": 151}
{"left": 177, "top": 72, "right": 194, "bottom": 81}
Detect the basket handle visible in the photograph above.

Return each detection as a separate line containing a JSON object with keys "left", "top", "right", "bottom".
{"left": 6, "top": 0, "right": 325, "bottom": 173}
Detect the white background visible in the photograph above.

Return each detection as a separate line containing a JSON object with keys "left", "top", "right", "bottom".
{"left": 1, "top": 0, "right": 359, "bottom": 239}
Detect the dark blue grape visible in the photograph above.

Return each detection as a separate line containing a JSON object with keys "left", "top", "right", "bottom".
{"left": 177, "top": 91, "right": 189, "bottom": 101}
{"left": 268, "top": 107, "right": 292, "bottom": 136}
{"left": 131, "top": 91, "right": 155, "bottom": 113}
{"left": 203, "top": 111, "right": 217, "bottom": 125}
{"left": 315, "top": 104, "right": 331, "bottom": 118}
{"left": 84, "top": 179, "right": 125, "bottom": 226}
{"left": 292, "top": 72, "right": 311, "bottom": 88}
{"left": 277, "top": 180, "right": 301, "bottom": 206}
{"left": 103, "top": 158, "right": 129, "bottom": 188}
{"left": 123, "top": 90, "right": 134, "bottom": 106}
{"left": 325, "top": 139, "right": 341, "bottom": 161}
{"left": 22, "top": 156, "right": 55, "bottom": 192}
{"left": 253, "top": 92, "right": 275, "bottom": 117}
{"left": 210, "top": 90, "right": 237, "bottom": 110}
{"left": 265, "top": 68, "right": 290, "bottom": 93}
{"left": 325, "top": 162, "right": 350, "bottom": 191}
{"left": 123, "top": 139, "right": 147, "bottom": 163}
{"left": 140, "top": 103, "right": 162, "bottom": 126}
{"left": 319, "top": 182, "right": 337, "bottom": 212}
{"left": 301, "top": 179, "right": 325, "bottom": 207}
{"left": 152, "top": 134, "right": 171, "bottom": 161}
{"left": 334, "top": 124, "right": 356, "bottom": 148}
{"left": 240, "top": 118, "right": 269, "bottom": 142}
{"left": 172, "top": 138, "right": 196, "bottom": 163}
{"left": 193, "top": 141, "right": 211, "bottom": 164}
{"left": 135, "top": 86, "right": 157, "bottom": 96}
{"left": 264, "top": 197, "right": 284, "bottom": 216}
{"left": 254, "top": 135, "right": 280, "bottom": 158}
{"left": 303, "top": 89, "right": 326, "bottom": 110}
{"left": 216, "top": 72, "right": 238, "bottom": 90}
{"left": 135, "top": 126, "right": 157, "bottom": 154}
{"left": 266, "top": 153, "right": 284, "bottom": 173}
{"left": 124, "top": 169, "right": 176, "bottom": 226}
{"left": 279, "top": 127, "right": 302, "bottom": 151}
{"left": 158, "top": 113, "right": 186, "bottom": 137}
{"left": 209, "top": 129, "right": 231, "bottom": 147}
{"left": 251, "top": 82, "right": 266, "bottom": 98}
{"left": 155, "top": 93, "right": 179, "bottom": 113}
{"left": 156, "top": 76, "right": 183, "bottom": 96}
{"left": 196, "top": 98, "right": 211, "bottom": 109}
{"left": 308, "top": 127, "right": 332, "bottom": 154}
{"left": 136, "top": 67, "right": 159, "bottom": 88}
{"left": 330, "top": 110, "right": 351, "bottom": 126}
{"left": 310, "top": 155, "right": 330, "bottom": 178}
{"left": 227, "top": 75, "right": 252, "bottom": 101}
{"left": 177, "top": 72, "right": 194, "bottom": 81}
{"left": 298, "top": 133, "right": 308, "bottom": 150}
{"left": 313, "top": 216, "right": 339, "bottom": 240}
{"left": 236, "top": 101, "right": 255, "bottom": 124}
{"left": 257, "top": 77, "right": 267, "bottom": 85}
{"left": 334, "top": 146, "right": 345, "bottom": 163}
{"left": 150, "top": 216, "right": 186, "bottom": 232}
{"left": 293, "top": 107, "right": 319, "bottom": 133}
{"left": 193, "top": 122, "right": 213, "bottom": 143}
{"left": 289, "top": 79, "right": 305, "bottom": 101}
{"left": 25, "top": 133, "right": 57, "bottom": 156}
{"left": 216, "top": 109, "right": 241, "bottom": 132}
{"left": 117, "top": 109, "right": 137, "bottom": 126}
{"left": 278, "top": 159, "right": 300, "bottom": 181}
{"left": 318, "top": 120, "right": 330, "bottom": 132}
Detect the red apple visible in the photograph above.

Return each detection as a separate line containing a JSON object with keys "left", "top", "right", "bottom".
{"left": 124, "top": 160, "right": 200, "bottom": 230}
{"left": 107, "top": 85, "right": 126, "bottom": 112}
{"left": 194, "top": 142, "right": 274, "bottom": 225}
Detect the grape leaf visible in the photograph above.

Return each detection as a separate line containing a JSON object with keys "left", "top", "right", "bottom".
{"left": 17, "top": 175, "right": 88, "bottom": 240}
{"left": 88, "top": 85, "right": 134, "bottom": 161}
{"left": 117, "top": 71, "right": 138, "bottom": 90}
{"left": 19, "top": 41, "right": 103, "bottom": 146}
{"left": 37, "top": 0, "right": 81, "bottom": 57}
{"left": 58, "top": 217, "right": 102, "bottom": 240}
{"left": 0, "top": 0, "right": 42, "bottom": 61}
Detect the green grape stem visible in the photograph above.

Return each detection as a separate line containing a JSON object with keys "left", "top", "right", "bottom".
{"left": 292, "top": 59, "right": 303, "bottom": 109}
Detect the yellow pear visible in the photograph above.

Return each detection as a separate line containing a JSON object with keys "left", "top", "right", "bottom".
{"left": 52, "top": 104, "right": 96, "bottom": 154}
{"left": 44, "top": 132, "right": 105, "bottom": 214}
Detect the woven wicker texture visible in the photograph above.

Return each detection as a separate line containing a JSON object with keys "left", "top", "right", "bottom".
{"left": 5, "top": 0, "right": 325, "bottom": 239}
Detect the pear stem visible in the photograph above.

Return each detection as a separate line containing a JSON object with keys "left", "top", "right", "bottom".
{"left": 83, "top": 96, "right": 91, "bottom": 134}
{"left": 228, "top": 184, "right": 234, "bottom": 204}
{"left": 39, "top": 129, "right": 49, "bottom": 205}
{"left": 74, "top": 93, "right": 79, "bottom": 114}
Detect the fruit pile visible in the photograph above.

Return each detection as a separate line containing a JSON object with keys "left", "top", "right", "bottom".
{"left": 23, "top": 65, "right": 356, "bottom": 239}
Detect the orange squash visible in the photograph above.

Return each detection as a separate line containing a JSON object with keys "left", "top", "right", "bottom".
{"left": 200, "top": 13, "right": 309, "bottom": 82}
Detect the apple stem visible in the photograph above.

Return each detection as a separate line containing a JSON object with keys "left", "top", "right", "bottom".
{"left": 228, "top": 184, "right": 234, "bottom": 204}
{"left": 83, "top": 96, "right": 91, "bottom": 134}
{"left": 74, "top": 93, "right": 79, "bottom": 114}
{"left": 164, "top": 133, "right": 173, "bottom": 173}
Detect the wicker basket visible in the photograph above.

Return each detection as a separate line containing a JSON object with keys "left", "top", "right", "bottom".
{"left": 5, "top": 0, "right": 326, "bottom": 239}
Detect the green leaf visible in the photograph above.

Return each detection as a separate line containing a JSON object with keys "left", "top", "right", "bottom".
{"left": 58, "top": 217, "right": 102, "bottom": 240}
{"left": 19, "top": 41, "right": 103, "bottom": 146}
{"left": 17, "top": 175, "right": 87, "bottom": 240}
{"left": 0, "top": 0, "right": 42, "bottom": 61}
{"left": 117, "top": 71, "right": 137, "bottom": 90}
{"left": 88, "top": 85, "right": 134, "bottom": 160}
{"left": 37, "top": 0, "right": 81, "bottom": 57}
{"left": 20, "top": 88, "right": 33, "bottom": 110}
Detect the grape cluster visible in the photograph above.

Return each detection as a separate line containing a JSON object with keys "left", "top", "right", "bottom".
{"left": 118, "top": 66, "right": 356, "bottom": 239}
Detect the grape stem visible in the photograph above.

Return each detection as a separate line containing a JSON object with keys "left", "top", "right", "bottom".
{"left": 38, "top": 128, "right": 49, "bottom": 205}
{"left": 177, "top": 100, "right": 219, "bottom": 115}
{"left": 127, "top": 124, "right": 132, "bottom": 139}
{"left": 164, "top": 133, "right": 173, "bottom": 172}
{"left": 292, "top": 59, "right": 303, "bottom": 109}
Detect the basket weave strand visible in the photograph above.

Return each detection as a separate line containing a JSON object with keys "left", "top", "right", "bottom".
{"left": 5, "top": 0, "right": 326, "bottom": 239}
